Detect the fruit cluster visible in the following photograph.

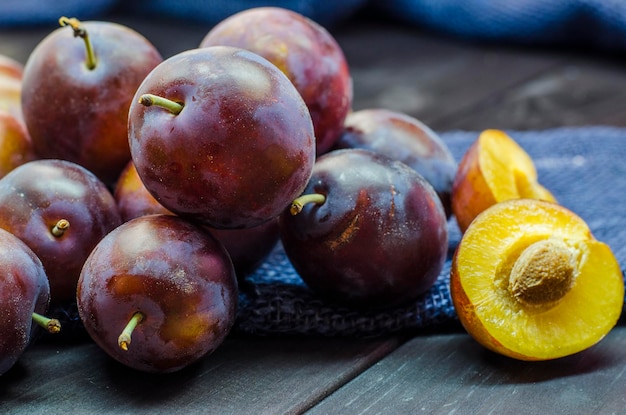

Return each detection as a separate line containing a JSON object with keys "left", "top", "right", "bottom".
{"left": 0, "top": 6, "right": 622, "bottom": 376}
{"left": 449, "top": 129, "right": 623, "bottom": 361}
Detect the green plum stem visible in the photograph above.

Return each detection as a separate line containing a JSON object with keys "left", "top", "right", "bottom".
{"left": 51, "top": 219, "right": 70, "bottom": 237}
{"left": 59, "top": 16, "right": 97, "bottom": 70}
{"left": 290, "top": 193, "right": 326, "bottom": 215}
{"left": 32, "top": 312, "right": 61, "bottom": 334}
{"left": 139, "top": 94, "right": 184, "bottom": 115}
{"left": 118, "top": 311, "right": 144, "bottom": 351}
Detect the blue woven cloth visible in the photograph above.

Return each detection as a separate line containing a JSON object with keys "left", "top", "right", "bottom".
{"left": 0, "top": 0, "right": 367, "bottom": 28}
{"left": 3, "top": 1, "right": 626, "bottom": 50}
{"left": 369, "top": 0, "right": 626, "bottom": 50}
{"left": 119, "top": 0, "right": 367, "bottom": 29}
{"left": 235, "top": 126, "right": 626, "bottom": 336}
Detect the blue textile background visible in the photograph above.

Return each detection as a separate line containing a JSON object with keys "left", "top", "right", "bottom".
{"left": 369, "top": 0, "right": 626, "bottom": 50}
{"left": 235, "top": 126, "right": 626, "bottom": 337}
{"left": 2, "top": 1, "right": 626, "bottom": 49}
{"left": 0, "top": 0, "right": 117, "bottom": 26}
{"left": 119, "top": 0, "right": 367, "bottom": 29}
{"left": 0, "top": 0, "right": 366, "bottom": 28}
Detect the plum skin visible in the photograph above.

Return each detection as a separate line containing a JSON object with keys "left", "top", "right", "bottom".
{"left": 334, "top": 108, "right": 457, "bottom": 218}
{"left": 20, "top": 20, "right": 163, "bottom": 185}
{"left": 208, "top": 220, "right": 280, "bottom": 279}
{"left": 0, "top": 159, "right": 122, "bottom": 303}
{"left": 77, "top": 214, "right": 238, "bottom": 373}
{"left": 0, "top": 112, "right": 35, "bottom": 179}
{"left": 0, "top": 228, "right": 50, "bottom": 376}
{"left": 279, "top": 149, "right": 449, "bottom": 308}
{"left": 114, "top": 160, "right": 173, "bottom": 223}
{"left": 129, "top": 46, "right": 315, "bottom": 229}
{"left": 200, "top": 7, "right": 353, "bottom": 155}
{"left": 114, "top": 160, "right": 280, "bottom": 279}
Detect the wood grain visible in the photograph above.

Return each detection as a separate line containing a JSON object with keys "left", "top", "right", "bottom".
{"left": 307, "top": 327, "right": 626, "bottom": 415}
{"left": 0, "top": 335, "right": 400, "bottom": 414}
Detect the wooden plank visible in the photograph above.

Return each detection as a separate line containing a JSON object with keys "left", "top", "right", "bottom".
{"left": 0, "top": 28, "right": 48, "bottom": 64}
{"left": 0, "top": 334, "right": 400, "bottom": 414}
{"left": 331, "top": 19, "right": 567, "bottom": 131}
{"left": 306, "top": 326, "right": 626, "bottom": 415}
{"left": 441, "top": 56, "right": 626, "bottom": 130}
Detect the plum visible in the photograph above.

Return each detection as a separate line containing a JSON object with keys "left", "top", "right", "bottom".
{"left": 128, "top": 46, "right": 315, "bottom": 229}
{"left": 200, "top": 7, "right": 353, "bottom": 155}
{"left": 0, "top": 159, "right": 122, "bottom": 303}
{"left": 334, "top": 108, "right": 457, "bottom": 217}
{"left": 451, "top": 199, "right": 623, "bottom": 360}
{"left": 77, "top": 214, "right": 238, "bottom": 373}
{"left": 0, "top": 228, "right": 58, "bottom": 375}
{"left": 280, "top": 149, "right": 448, "bottom": 308}
{"left": 451, "top": 129, "right": 555, "bottom": 233}
{"left": 21, "top": 17, "right": 162, "bottom": 185}
{"left": 114, "top": 160, "right": 173, "bottom": 222}
{"left": 208, "top": 221, "right": 280, "bottom": 279}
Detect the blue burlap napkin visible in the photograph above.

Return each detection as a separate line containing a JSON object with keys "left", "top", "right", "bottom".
{"left": 0, "top": 0, "right": 117, "bottom": 26}
{"left": 4, "top": 1, "right": 626, "bottom": 51}
{"left": 370, "top": 0, "right": 626, "bottom": 50}
{"left": 0, "top": 1, "right": 367, "bottom": 28}
{"left": 234, "top": 126, "right": 626, "bottom": 337}
{"left": 119, "top": 0, "right": 368, "bottom": 29}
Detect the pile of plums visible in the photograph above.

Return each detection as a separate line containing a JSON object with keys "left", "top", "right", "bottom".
{"left": 0, "top": 7, "right": 454, "bottom": 374}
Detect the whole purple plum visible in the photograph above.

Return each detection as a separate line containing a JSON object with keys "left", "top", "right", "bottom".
{"left": 21, "top": 17, "right": 162, "bottom": 185}
{"left": 200, "top": 7, "right": 353, "bottom": 155}
{"left": 128, "top": 46, "right": 315, "bottom": 229}
{"left": 279, "top": 149, "right": 449, "bottom": 308}
{"left": 334, "top": 108, "right": 457, "bottom": 217}
{"left": 0, "top": 228, "right": 56, "bottom": 375}
{"left": 77, "top": 214, "right": 238, "bottom": 373}
{"left": 0, "top": 159, "right": 122, "bottom": 303}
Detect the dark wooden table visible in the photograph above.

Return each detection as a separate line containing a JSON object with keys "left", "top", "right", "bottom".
{"left": 1, "top": 9, "right": 626, "bottom": 415}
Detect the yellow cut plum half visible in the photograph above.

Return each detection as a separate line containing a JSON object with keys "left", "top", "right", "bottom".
{"left": 451, "top": 129, "right": 555, "bottom": 233}
{"left": 450, "top": 198, "right": 624, "bottom": 361}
